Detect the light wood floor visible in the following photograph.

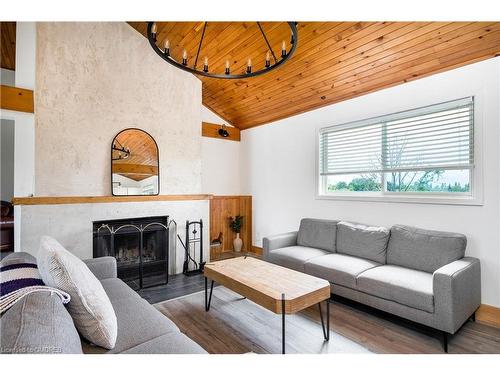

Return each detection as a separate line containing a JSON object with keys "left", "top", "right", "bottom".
{"left": 156, "top": 286, "right": 500, "bottom": 354}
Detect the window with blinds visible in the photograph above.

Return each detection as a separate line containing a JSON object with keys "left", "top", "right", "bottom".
{"left": 319, "top": 97, "right": 474, "bottom": 195}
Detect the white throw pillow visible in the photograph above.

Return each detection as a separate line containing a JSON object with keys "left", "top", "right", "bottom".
{"left": 37, "top": 236, "right": 117, "bottom": 349}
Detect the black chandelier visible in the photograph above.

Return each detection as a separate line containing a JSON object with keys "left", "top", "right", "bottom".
{"left": 112, "top": 140, "right": 130, "bottom": 161}
{"left": 147, "top": 22, "right": 298, "bottom": 79}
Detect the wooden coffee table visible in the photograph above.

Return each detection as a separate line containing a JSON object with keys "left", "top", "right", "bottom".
{"left": 203, "top": 256, "right": 331, "bottom": 354}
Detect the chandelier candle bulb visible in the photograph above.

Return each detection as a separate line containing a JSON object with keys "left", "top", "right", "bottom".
{"left": 225, "top": 60, "right": 230, "bottom": 75}
{"left": 163, "top": 39, "right": 170, "bottom": 56}
{"left": 265, "top": 51, "right": 271, "bottom": 67}
{"left": 281, "top": 40, "right": 287, "bottom": 58}
{"left": 151, "top": 23, "right": 157, "bottom": 41}
{"left": 182, "top": 49, "right": 188, "bottom": 65}
{"left": 246, "top": 58, "right": 252, "bottom": 74}
{"left": 203, "top": 57, "right": 209, "bottom": 72}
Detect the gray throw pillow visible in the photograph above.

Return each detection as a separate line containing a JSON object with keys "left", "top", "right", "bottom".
{"left": 297, "top": 218, "right": 338, "bottom": 252}
{"left": 387, "top": 225, "right": 466, "bottom": 273}
{"left": 37, "top": 236, "right": 117, "bottom": 349}
{"left": 336, "top": 221, "right": 390, "bottom": 263}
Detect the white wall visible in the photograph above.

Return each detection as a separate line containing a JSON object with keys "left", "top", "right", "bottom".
{"left": 1, "top": 119, "right": 15, "bottom": 201}
{"left": 0, "top": 68, "right": 15, "bottom": 86}
{"left": 201, "top": 105, "right": 241, "bottom": 195}
{"left": 241, "top": 57, "right": 500, "bottom": 307}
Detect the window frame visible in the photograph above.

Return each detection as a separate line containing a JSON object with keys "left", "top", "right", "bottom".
{"left": 316, "top": 97, "right": 483, "bottom": 206}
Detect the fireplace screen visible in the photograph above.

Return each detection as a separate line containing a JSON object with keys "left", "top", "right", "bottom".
{"left": 93, "top": 216, "right": 170, "bottom": 290}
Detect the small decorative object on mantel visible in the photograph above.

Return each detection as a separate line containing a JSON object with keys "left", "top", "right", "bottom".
{"left": 229, "top": 215, "right": 243, "bottom": 252}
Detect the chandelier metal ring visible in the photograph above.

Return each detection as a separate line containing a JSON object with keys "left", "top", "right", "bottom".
{"left": 147, "top": 22, "right": 298, "bottom": 79}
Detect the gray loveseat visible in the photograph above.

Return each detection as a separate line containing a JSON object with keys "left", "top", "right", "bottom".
{"left": 263, "top": 219, "right": 481, "bottom": 352}
{"left": 0, "top": 252, "right": 206, "bottom": 354}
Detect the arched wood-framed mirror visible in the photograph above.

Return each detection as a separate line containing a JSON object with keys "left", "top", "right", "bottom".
{"left": 111, "top": 128, "right": 159, "bottom": 196}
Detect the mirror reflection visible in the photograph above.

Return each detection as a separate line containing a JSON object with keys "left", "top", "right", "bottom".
{"left": 111, "top": 129, "right": 159, "bottom": 196}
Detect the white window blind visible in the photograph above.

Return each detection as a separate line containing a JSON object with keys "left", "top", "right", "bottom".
{"left": 319, "top": 97, "right": 474, "bottom": 176}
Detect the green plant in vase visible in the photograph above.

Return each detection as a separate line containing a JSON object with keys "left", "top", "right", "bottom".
{"left": 229, "top": 215, "right": 243, "bottom": 252}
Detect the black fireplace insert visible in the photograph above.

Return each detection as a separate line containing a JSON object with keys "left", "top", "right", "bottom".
{"left": 92, "top": 216, "right": 170, "bottom": 290}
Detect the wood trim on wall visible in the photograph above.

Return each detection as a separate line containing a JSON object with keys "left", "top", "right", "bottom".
{"left": 0, "top": 85, "right": 34, "bottom": 113}
{"left": 251, "top": 246, "right": 263, "bottom": 256}
{"left": 202, "top": 122, "right": 241, "bottom": 142}
{"left": 12, "top": 194, "right": 212, "bottom": 206}
{"left": 476, "top": 304, "right": 500, "bottom": 328}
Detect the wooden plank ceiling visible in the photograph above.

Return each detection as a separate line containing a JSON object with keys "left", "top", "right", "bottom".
{"left": 129, "top": 21, "right": 500, "bottom": 129}
{"left": 1, "top": 22, "right": 16, "bottom": 70}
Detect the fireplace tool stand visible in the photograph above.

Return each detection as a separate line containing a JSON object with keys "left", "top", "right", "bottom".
{"left": 178, "top": 219, "right": 205, "bottom": 276}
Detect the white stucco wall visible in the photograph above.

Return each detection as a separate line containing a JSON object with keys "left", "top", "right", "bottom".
{"left": 35, "top": 22, "right": 202, "bottom": 196}
{"left": 241, "top": 57, "right": 500, "bottom": 307}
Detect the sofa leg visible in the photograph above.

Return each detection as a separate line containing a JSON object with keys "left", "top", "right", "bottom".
{"left": 442, "top": 331, "right": 448, "bottom": 353}
{"left": 470, "top": 312, "right": 476, "bottom": 322}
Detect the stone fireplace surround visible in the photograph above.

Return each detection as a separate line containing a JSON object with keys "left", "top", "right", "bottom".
{"left": 13, "top": 195, "right": 210, "bottom": 275}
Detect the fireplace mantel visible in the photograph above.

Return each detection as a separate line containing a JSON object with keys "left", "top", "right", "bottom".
{"left": 12, "top": 194, "right": 213, "bottom": 206}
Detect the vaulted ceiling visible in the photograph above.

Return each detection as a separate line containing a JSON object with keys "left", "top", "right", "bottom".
{"left": 129, "top": 21, "right": 500, "bottom": 129}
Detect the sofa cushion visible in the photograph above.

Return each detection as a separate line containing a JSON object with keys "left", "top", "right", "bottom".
{"left": 100, "top": 278, "right": 139, "bottom": 302}
{"left": 336, "top": 221, "right": 390, "bottom": 263}
{"left": 37, "top": 236, "right": 117, "bottom": 349}
{"left": 304, "top": 253, "right": 381, "bottom": 289}
{"left": 387, "top": 225, "right": 467, "bottom": 273}
{"left": 297, "top": 218, "right": 338, "bottom": 252}
{"left": 0, "top": 291, "right": 83, "bottom": 354}
{"left": 267, "top": 246, "right": 331, "bottom": 272}
{"left": 121, "top": 332, "right": 207, "bottom": 354}
{"left": 357, "top": 265, "right": 434, "bottom": 313}
{"left": 82, "top": 294, "right": 180, "bottom": 353}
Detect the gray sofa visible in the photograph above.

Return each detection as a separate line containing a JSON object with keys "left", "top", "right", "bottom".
{"left": 263, "top": 219, "right": 481, "bottom": 351}
{"left": 0, "top": 252, "right": 206, "bottom": 354}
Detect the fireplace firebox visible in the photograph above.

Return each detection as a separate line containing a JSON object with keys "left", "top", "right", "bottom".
{"left": 92, "top": 216, "right": 170, "bottom": 290}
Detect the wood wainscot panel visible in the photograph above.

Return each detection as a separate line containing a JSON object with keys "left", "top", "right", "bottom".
{"left": 210, "top": 196, "right": 253, "bottom": 260}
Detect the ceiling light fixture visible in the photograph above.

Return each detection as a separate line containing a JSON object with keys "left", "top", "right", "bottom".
{"left": 218, "top": 125, "right": 230, "bottom": 138}
{"left": 147, "top": 22, "right": 298, "bottom": 80}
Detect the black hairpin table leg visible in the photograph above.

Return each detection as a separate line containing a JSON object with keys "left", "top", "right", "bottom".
{"left": 205, "top": 277, "right": 214, "bottom": 311}
{"left": 282, "top": 293, "right": 286, "bottom": 354}
{"left": 318, "top": 298, "right": 330, "bottom": 341}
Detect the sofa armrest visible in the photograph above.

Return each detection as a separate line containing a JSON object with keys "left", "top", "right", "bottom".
{"left": 433, "top": 257, "right": 481, "bottom": 333}
{"left": 262, "top": 231, "right": 298, "bottom": 260}
{"left": 83, "top": 256, "right": 117, "bottom": 280}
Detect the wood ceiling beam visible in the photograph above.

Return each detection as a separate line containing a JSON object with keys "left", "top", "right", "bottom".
{"left": 202, "top": 121, "right": 241, "bottom": 142}
{"left": 112, "top": 163, "right": 158, "bottom": 176}
{"left": 0, "top": 85, "right": 34, "bottom": 113}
